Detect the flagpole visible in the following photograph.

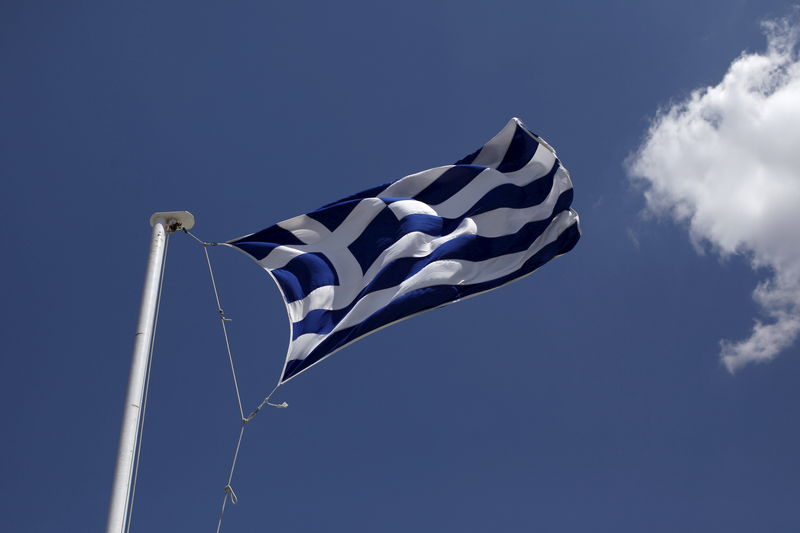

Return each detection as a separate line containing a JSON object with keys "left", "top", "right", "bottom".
{"left": 106, "top": 211, "right": 194, "bottom": 533}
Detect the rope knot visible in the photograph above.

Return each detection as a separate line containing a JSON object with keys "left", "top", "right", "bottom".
{"left": 224, "top": 484, "right": 238, "bottom": 505}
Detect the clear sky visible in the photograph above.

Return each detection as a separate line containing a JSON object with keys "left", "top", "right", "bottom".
{"left": 2, "top": 1, "right": 800, "bottom": 532}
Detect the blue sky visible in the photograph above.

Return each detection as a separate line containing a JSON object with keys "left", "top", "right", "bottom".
{"left": 2, "top": 1, "right": 800, "bottom": 532}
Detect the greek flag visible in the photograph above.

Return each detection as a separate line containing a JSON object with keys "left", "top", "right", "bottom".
{"left": 228, "top": 118, "right": 580, "bottom": 383}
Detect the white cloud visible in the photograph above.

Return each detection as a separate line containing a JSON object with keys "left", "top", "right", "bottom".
{"left": 628, "top": 17, "right": 800, "bottom": 372}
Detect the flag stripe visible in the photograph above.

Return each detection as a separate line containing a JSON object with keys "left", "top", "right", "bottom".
{"left": 471, "top": 120, "right": 518, "bottom": 167}
{"left": 413, "top": 165, "right": 489, "bottom": 205}
{"left": 270, "top": 252, "right": 340, "bottom": 303}
{"left": 496, "top": 124, "right": 542, "bottom": 173}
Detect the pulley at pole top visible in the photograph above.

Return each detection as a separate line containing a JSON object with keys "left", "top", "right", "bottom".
{"left": 150, "top": 211, "right": 195, "bottom": 232}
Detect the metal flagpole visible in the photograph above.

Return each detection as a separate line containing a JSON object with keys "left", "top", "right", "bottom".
{"left": 106, "top": 211, "right": 195, "bottom": 533}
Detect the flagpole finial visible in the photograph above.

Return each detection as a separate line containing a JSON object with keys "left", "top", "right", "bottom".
{"left": 150, "top": 211, "right": 195, "bottom": 232}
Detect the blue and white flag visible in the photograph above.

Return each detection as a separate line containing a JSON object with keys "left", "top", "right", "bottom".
{"left": 228, "top": 118, "right": 580, "bottom": 383}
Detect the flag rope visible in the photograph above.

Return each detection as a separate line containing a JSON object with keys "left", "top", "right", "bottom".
{"left": 216, "top": 423, "right": 245, "bottom": 533}
{"left": 183, "top": 229, "right": 287, "bottom": 533}
{"left": 201, "top": 243, "right": 245, "bottom": 421}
